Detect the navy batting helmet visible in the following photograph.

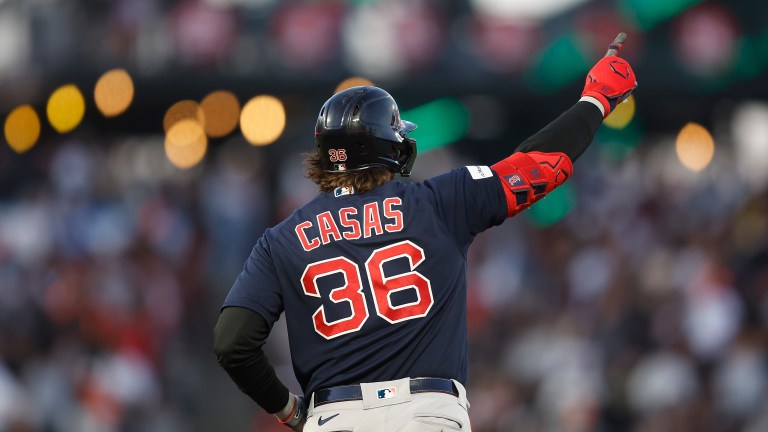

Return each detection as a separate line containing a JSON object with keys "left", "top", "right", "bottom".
{"left": 315, "top": 86, "right": 418, "bottom": 176}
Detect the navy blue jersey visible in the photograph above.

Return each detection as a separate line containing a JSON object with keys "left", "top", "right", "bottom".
{"left": 223, "top": 166, "right": 507, "bottom": 397}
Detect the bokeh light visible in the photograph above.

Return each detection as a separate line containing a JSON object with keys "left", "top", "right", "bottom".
{"left": 675, "top": 122, "right": 715, "bottom": 172}
{"left": 527, "top": 182, "right": 575, "bottom": 227}
{"left": 4, "top": 104, "right": 40, "bottom": 153}
{"left": 163, "top": 100, "right": 205, "bottom": 133}
{"left": 240, "top": 95, "right": 286, "bottom": 146}
{"left": 47, "top": 84, "right": 86, "bottom": 133}
{"left": 597, "top": 120, "right": 642, "bottom": 162}
{"left": 200, "top": 90, "right": 240, "bottom": 138}
{"left": 620, "top": 0, "right": 703, "bottom": 30}
{"left": 673, "top": 4, "right": 739, "bottom": 77}
{"left": 165, "top": 119, "right": 207, "bottom": 169}
{"left": 342, "top": 4, "right": 415, "bottom": 79}
{"left": 527, "top": 32, "right": 591, "bottom": 93}
{"left": 94, "top": 68, "right": 135, "bottom": 117}
{"left": 402, "top": 98, "right": 469, "bottom": 152}
{"left": 732, "top": 102, "right": 768, "bottom": 189}
{"left": 603, "top": 95, "right": 636, "bottom": 129}
{"left": 471, "top": 0, "right": 590, "bottom": 20}
{"left": 334, "top": 77, "right": 375, "bottom": 94}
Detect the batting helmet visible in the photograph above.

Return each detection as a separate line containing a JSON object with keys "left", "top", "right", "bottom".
{"left": 315, "top": 86, "right": 418, "bottom": 176}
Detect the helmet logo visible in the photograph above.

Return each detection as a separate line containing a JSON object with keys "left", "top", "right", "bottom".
{"left": 328, "top": 149, "right": 347, "bottom": 162}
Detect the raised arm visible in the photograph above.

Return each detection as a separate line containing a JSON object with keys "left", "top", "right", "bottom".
{"left": 491, "top": 33, "right": 637, "bottom": 218}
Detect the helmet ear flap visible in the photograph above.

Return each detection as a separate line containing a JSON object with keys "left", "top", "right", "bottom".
{"left": 398, "top": 137, "right": 417, "bottom": 177}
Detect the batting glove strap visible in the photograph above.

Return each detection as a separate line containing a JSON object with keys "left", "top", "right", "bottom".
{"left": 581, "top": 56, "right": 637, "bottom": 117}
{"left": 275, "top": 393, "right": 307, "bottom": 430}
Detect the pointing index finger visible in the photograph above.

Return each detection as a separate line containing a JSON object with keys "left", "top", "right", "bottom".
{"left": 605, "top": 32, "right": 627, "bottom": 57}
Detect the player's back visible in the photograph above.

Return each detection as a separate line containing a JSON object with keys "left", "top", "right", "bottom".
{"left": 230, "top": 166, "right": 506, "bottom": 396}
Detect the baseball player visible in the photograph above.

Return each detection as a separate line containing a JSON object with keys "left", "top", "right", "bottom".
{"left": 214, "top": 34, "right": 637, "bottom": 431}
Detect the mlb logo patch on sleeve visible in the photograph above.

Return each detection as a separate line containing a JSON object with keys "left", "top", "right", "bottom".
{"left": 466, "top": 165, "right": 492, "bottom": 180}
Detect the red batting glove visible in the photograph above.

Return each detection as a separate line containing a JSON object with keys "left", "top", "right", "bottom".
{"left": 582, "top": 56, "right": 637, "bottom": 117}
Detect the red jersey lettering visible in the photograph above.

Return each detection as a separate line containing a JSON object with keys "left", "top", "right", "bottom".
{"left": 317, "top": 211, "right": 342, "bottom": 244}
{"left": 383, "top": 197, "right": 404, "bottom": 233}
{"left": 295, "top": 221, "right": 320, "bottom": 251}
{"left": 363, "top": 202, "right": 384, "bottom": 238}
{"left": 339, "top": 207, "right": 361, "bottom": 240}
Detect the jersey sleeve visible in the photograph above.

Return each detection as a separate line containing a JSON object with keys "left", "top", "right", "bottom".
{"left": 222, "top": 235, "right": 284, "bottom": 329}
{"left": 420, "top": 166, "right": 508, "bottom": 248}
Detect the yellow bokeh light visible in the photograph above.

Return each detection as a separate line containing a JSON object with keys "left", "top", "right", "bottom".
{"left": 163, "top": 100, "right": 205, "bottom": 133}
{"left": 200, "top": 90, "right": 240, "bottom": 138}
{"left": 47, "top": 84, "right": 86, "bottom": 133}
{"left": 240, "top": 95, "right": 286, "bottom": 146}
{"left": 165, "top": 119, "right": 207, "bottom": 169}
{"left": 4, "top": 105, "right": 41, "bottom": 153}
{"left": 676, "top": 122, "right": 715, "bottom": 172}
{"left": 94, "top": 68, "right": 135, "bottom": 117}
{"left": 604, "top": 95, "right": 636, "bottom": 129}
{"left": 334, "top": 77, "right": 375, "bottom": 94}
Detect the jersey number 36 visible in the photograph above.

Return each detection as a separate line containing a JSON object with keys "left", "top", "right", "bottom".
{"left": 300, "top": 240, "right": 433, "bottom": 340}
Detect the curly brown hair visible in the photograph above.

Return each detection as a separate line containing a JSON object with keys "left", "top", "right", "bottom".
{"left": 304, "top": 152, "right": 394, "bottom": 193}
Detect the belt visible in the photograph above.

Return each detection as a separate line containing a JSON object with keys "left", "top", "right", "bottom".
{"left": 313, "top": 377, "right": 458, "bottom": 407}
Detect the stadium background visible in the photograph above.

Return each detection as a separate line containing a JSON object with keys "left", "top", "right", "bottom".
{"left": 1, "top": 0, "right": 768, "bottom": 431}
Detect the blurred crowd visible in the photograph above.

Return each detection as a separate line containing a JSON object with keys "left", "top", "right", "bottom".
{"left": 1, "top": 0, "right": 768, "bottom": 431}
{"left": 464, "top": 139, "right": 768, "bottom": 432}
{"left": 0, "top": 114, "right": 767, "bottom": 432}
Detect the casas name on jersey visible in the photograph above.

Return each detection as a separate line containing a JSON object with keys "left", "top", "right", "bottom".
{"left": 294, "top": 197, "right": 404, "bottom": 252}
